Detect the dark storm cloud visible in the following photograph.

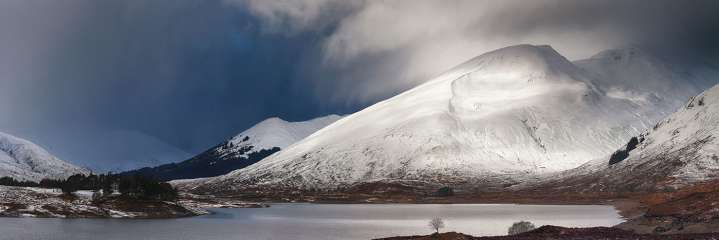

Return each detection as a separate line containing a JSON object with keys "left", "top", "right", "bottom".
{"left": 0, "top": 0, "right": 717, "bottom": 170}
{"left": 238, "top": 0, "right": 719, "bottom": 103}
{"left": 0, "top": 0, "right": 344, "bottom": 170}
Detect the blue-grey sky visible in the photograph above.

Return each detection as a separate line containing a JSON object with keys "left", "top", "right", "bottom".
{"left": 1, "top": 0, "right": 717, "bottom": 171}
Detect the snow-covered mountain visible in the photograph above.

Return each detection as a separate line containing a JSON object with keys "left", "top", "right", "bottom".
{"left": 533, "top": 83, "right": 719, "bottom": 193}
{"left": 125, "top": 115, "right": 342, "bottom": 181}
{"left": 0, "top": 132, "right": 89, "bottom": 182}
{"left": 190, "top": 44, "right": 717, "bottom": 192}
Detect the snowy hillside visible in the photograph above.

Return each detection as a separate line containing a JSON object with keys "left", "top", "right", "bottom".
{"left": 192, "top": 44, "right": 718, "bottom": 192}
{"left": 125, "top": 115, "right": 342, "bottom": 181}
{"left": 217, "top": 115, "right": 343, "bottom": 161}
{"left": 539, "top": 83, "right": 719, "bottom": 192}
{"left": 0, "top": 132, "right": 88, "bottom": 182}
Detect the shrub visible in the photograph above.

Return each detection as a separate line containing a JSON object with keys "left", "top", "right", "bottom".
{"left": 508, "top": 221, "right": 536, "bottom": 235}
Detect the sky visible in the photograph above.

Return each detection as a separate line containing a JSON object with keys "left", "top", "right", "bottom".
{"left": 0, "top": 0, "right": 717, "bottom": 171}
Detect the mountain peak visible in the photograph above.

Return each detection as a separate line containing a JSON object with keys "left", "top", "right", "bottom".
{"left": 226, "top": 115, "right": 343, "bottom": 154}
{"left": 251, "top": 117, "right": 290, "bottom": 130}
{"left": 245, "top": 115, "right": 343, "bottom": 136}
{"left": 449, "top": 44, "right": 593, "bottom": 117}
{"left": 459, "top": 44, "right": 577, "bottom": 77}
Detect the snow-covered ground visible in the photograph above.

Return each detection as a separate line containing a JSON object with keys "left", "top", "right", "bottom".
{"left": 188, "top": 44, "right": 718, "bottom": 192}
{"left": 0, "top": 132, "right": 89, "bottom": 182}
{"left": 0, "top": 186, "right": 102, "bottom": 218}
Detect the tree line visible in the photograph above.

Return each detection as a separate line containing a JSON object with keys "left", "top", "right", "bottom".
{"left": 0, "top": 174, "right": 177, "bottom": 201}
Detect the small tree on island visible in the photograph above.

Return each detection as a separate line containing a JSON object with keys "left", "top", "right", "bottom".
{"left": 508, "top": 220, "right": 536, "bottom": 235}
{"left": 428, "top": 217, "right": 445, "bottom": 234}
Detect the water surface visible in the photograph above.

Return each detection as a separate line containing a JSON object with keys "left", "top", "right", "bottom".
{"left": 0, "top": 204, "right": 623, "bottom": 240}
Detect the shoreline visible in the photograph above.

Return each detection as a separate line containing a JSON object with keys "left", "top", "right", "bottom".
{"left": 4, "top": 184, "right": 714, "bottom": 237}
{"left": 1, "top": 189, "right": 629, "bottom": 219}
{"left": 0, "top": 186, "right": 266, "bottom": 219}
{"left": 7, "top": 190, "right": 717, "bottom": 238}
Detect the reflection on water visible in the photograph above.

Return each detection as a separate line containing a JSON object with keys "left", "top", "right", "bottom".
{"left": 0, "top": 204, "right": 623, "bottom": 240}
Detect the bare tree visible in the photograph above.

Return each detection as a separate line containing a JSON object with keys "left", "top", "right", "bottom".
{"left": 508, "top": 220, "right": 536, "bottom": 235}
{"left": 428, "top": 217, "right": 445, "bottom": 234}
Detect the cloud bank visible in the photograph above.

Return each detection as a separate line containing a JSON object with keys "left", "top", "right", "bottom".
{"left": 235, "top": 0, "right": 719, "bottom": 104}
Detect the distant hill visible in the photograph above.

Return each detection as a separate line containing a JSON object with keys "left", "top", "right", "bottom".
{"left": 121, "top": 115, "right": 342, "bottom": 181}
{"left": 0, "top": 132, "right": 88, "bottom": 181}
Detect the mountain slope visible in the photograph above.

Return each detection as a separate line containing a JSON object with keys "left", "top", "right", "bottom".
{"left": 531, "top": 83, "right": 719, "bottom": 193}
{"left": 0, "top": 132, "right": 88, "bottom": 182}
{"left": 574, "top": 47, "right": 716, "bottom": 122}
{"left": 123, "top": 115, "right": 342, "bottom": 181}
{"left": 191, "top": 44, "right": 717, "bottom": 193}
